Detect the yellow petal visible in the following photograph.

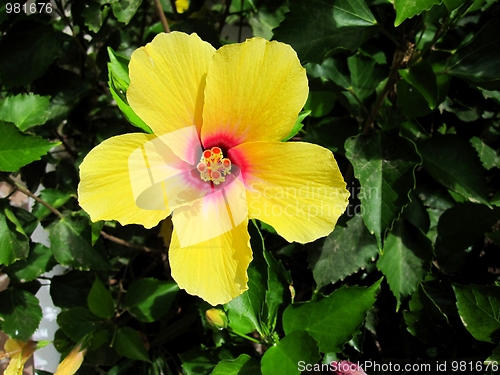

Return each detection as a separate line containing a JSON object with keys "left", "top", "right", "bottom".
{"left": 171, "top": 170, "right": 247, "bottom": 247}
{"left": 201, "top": 37, "right": 308, "bottom": 149}
{"left": 78, "top": 133, "right": 170, "bottom": 228}
{"left": 4, "top": 339, "right": 35, "bottom": 375}
{"left": 54, "top": 344, "right": 85, "bottom": 375}
{"left": 128, "top": 32, "right": 215, "bottom": 136}
{"left": 169, "top": 180, "right": 251, "bottom": 305}
{"left": 175, "top": 0, "right": 189, "bottom": 13}
{"left": 229, "top": 142, "right": 350, "bottom": 243}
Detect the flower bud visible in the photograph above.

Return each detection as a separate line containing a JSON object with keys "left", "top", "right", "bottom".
{"left": 205, "top": 308, "right": 228, "bottom": 330}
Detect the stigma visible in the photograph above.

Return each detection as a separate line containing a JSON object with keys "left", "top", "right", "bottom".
{"left": 197, "top": 147, "right": 232, "bottom": 185}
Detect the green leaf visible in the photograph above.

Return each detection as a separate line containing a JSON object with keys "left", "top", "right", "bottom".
{"left": 263, "top": 247, "right": 292, "bottom": 333}
{"left": 0, "top": 204, "right": 29, "bottom": 266}
{"left": 403, "top": 284, "right": 455, "bottom": 347}
{"left": 210, "top": 354, "right": 262, "bottom": 375}
{"left": 453, "top": 284, "right": 500, "bottom": 343}
{"left": 0, "top": 288, "right": 42, "bottom": 341}
{"left": 282, "top": 110, "right": 310, "bottom": 141}
{"left": 88, "top": 277, "right": 115, "bottom": 320}
{"left": 83, "top": 1, "right": 110, "bottom": 32}
{"left": 470, "top": 137, "right": 499, "bottom": 170}
{"left": 304, "top": 92, "right": 336, "bottom": 117}
{"left": 0, "top": 121, "right": 58, "bottom": 172}
{"left": 114, "top": 327, "right": 150, "bottom": 362}
{"left": 108, "top": 47, "right": 152, "bottom": 133}
{"left": 48, "top": 216, "right": 111, "bottom": 271}
{"left": 447, "top": 20, "right": 500, "bottom": 90}
{"left": 32, "top": 189, "right": 72, "bottom": 220}
{"left": 309, "top": 215, "right": 379, "bottom": 288}
{"left": 0, "top": 94, "right": 51, "bottom": 131}
{"left": 273, "top": 0, "right": 378, "bottom": 63}
{"left": 57, "top": 306, "right": 104, "bottom": 342}
{"left": 347, "top": 53, "right": 387, "bottom": 102}
{"left": 5, "top": 243, "right": 56, "bottom": 283}
{"left": 394, "top": 0, "right": 440, "bottom": 27}
{"left": 0, "top": 20, "right": 71, "bottom": 88}
{"left": 417, "top": 135, "right": 490, "bottom": 206}
{"left": 225, "top": 265, "right": 266, "bottom": 335}
{"left": 261, "top": 331, "right": 320, "bottom": 375}
{"left": 399, "top": 61, "right": 438, "bottom": 109}
{"left": 345, "top": 132, "right": 421, "bottom": 248}
{"left": 124, "top": 278, "right": 179, "bottom": 322}
{"left": 283, "top": 279, "right": 382, "bottom": 352}
{"left": 435, "top": 203, "right": 500, "bottom": 273}
{"left": 179, "top": 347, "right": 228, "bottom": 375}
{"left": 50, "top": 271, "right": 94, "bottom": 309}
{"left": 249, "top": 3, "right": 288, "bottom": 40}
{"left": 396, "top": 80, "right": 434, "bottom": 119}
{"left": 111, "top": 0, "right": 143, "bottom": 24}
{"left": 376, "top": 220, "right": 433, "bottom": 309}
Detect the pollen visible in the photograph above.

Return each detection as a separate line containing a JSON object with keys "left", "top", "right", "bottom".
{"left": 197, "top": 147, "right": 232, "bottom": 185}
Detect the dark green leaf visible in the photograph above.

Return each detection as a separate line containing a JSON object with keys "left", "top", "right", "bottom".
{"left": 399, "top": 61, "right": 438, "bottom": 109}
{"left": 345, "top": 132, "right": 421, "bottom": 248}
{"left": 0, "top": 288, "right": 42, "bottom": 341}
{"left": 0, "top": 94, "right": 51, "bottom": 131}
{"left": 261, "top": 331, "right": 320, "bottom": 375}
{"left": 50, "top": 271, "right": 94, "bottom": 308}
{"left": 396, "top": 80, "right": 434, "bottom": 119}
{"left": 0, "top": 121, "right": 59, "bottom": 172}
{"left": 347, "top": 53, "right": 387, "bottom": 101}
{"left": 447, "top": 20, "right": 500, "bottom": 90}
{"left": 88, "top": 277, "right": 115, "bottom": 320}
{"left": 403, "top": 284, "right": 456, "bottom": 347}
{"left": 249, "top": 4, "right": 288, "bottom": 40}
{"left": 114, "top": 326, "right": 150, "bottom": 362}
{"left": 273, "top": 0, "right": 378, "bottom": 63}
{"left": 417, "top": 135, "right": 490, "bottom": 206}
{"left": 304, "top": 92, "right": 335, "bottom": 117}
{"left": 5, "top": 243, "right": 56, "bottom": 283}
{"left": 263, "top": 248, "right": 292, "bottom": 333}
{"left": 111, "top": 0, "right": 143, "bottom": 24}
{"left": 0, "top": 204, "right": 29, "bottom": 266}
{"left": 309, "top": 215, "right": 378, "bottom": 288}
{"left": 83, "top": 1, "right": 110, "bottom": 33}
{"left": 394, "top": 0, "right": 440, "bottom": 26}
{"left": 124, "top": 278, "right": 179, "bottom": 322}
{"left": 283, "top": 279, "right": 382, "bottom": 352}
{"left": 453, "top": 284, "right": 500, "bottom": 343}
{"left": 48, "top": 216, "right": 111, "bottom": 271}
{"left": 210, "top": 354, "right": 262, "bottom": 375}
{"left": 57, "top": 306, "right": 104, "bottom": 342}
{"left": 376, "top": 220, "right": 433, "bottom": 309}
{"left": 32, "top": 189, "right": 72, "bottom": 220}
{"left": 435, "top": 203, "right": 500, "bottom": 273}
{"left": 0, "top": 21, "right": 71, "bottom": 88}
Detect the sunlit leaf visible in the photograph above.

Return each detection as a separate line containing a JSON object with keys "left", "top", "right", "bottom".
{"left": 394, "top": 0, "right": 440, "bottom": 26}
{"left": 0, "top": 204, "right": 29, "bottom": 266}
{"left": 4, "top": 243, "right": 56, "bottom": 283}
{"left": 261, "top": 331, "right": 320, "bottom": 375}
{"left": 111, "top": 0, "right": 143, "bottom": 24}
{"left": 0, "top": 121, "right": 58, "bottom": 172}
{"left": 283, "top": 279, "right": 382, "bottom": 352}
{"left": 210, "top": 354, "right": 262, "bottom": 375}
{"left": 0, "top": 93, "right": 51, "bottom": 131}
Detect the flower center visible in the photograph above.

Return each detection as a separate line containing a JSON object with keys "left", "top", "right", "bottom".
{"left": 197, "top": 147, "right": 232, "bottom": 185}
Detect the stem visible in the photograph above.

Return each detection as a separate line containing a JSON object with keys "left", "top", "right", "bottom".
{"left": 1, "top": 175, "right": 64, "bottom": 219}
{"left": 100, "top": 231, "right": 164, "bottom": 253}
{"left": 154, "top": 0, "right": 170, "bottom": 33}
{"left": 229, "top": 328, "right": 261, "bottom": 344}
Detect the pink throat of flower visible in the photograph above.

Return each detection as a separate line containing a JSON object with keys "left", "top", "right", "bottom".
{"left": 197, "top": 147, "right": 232, "bottom": 185}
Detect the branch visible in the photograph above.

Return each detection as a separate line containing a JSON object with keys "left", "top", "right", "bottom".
{"left": 154, "top": 0, "right": 171, "bottom": 33}
{"left": 100, "top": 230, "right": 165, "bottom": 253}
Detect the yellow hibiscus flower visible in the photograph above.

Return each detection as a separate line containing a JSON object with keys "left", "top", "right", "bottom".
{"left": 2, "top": 338, "right": 36, "bottom": 375}
{"left": 54, "top": 342, "right": 86, "bottom": 375}
{"left": 78, "top": 32, "right": 349, "bottom": 305}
